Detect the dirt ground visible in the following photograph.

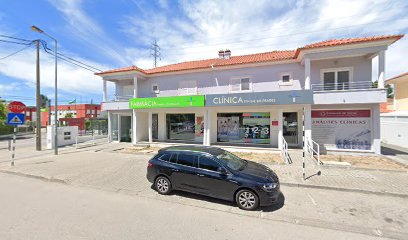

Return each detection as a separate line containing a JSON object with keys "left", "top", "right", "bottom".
{"left": 121, "top": 147, "right": 283, "bottom": 164}
{"left": 320, "top": 154, "right": 408, "bottom": 171}
{"left": 121, "top": 146, "right": 405, "bottom": 170}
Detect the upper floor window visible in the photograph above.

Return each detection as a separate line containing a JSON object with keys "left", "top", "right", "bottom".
{"left": 123, "top": 85, "right": 134, "bottom": 96}
{"left": 230, "top": 77, "right": 252, "bottom": 92}
{"left": 152, "top": 84, "right": 160, "bottom": 94}
{"left": 321, "top": 67, "right": 352, "bottom": 90}
{"left": 279, "top": 72, "right": 293, "bottom": 86}
{"left": 179, "top": 80, "right": 197, "bottom": 95}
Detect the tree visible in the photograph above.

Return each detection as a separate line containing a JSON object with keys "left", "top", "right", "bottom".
{"left": 0, "top": 101, "right": 7, "bottom": 125}
{"left": 385, "top": 84, "right": 394, "bottom": 98}
{"left": 372, "top": 80, "right": 393, "bottom": 98}
{"left": 40, "top": 94, "right": 49, "bottom": 108}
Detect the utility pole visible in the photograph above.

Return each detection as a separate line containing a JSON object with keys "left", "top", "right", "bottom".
{"left": 47, "top": 99, "right": 51, "bottom": 125}
{"left": 35, "top": 40, "right": 41, "bottom": 151}
{"left": 150, "top": 39, "right": 161, "bottom": 68}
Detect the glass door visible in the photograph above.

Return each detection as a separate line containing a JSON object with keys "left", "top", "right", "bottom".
{"left": 283, "top": 112, "right": 298, "bottom": 145}
{"left": 111, "top": 114, "right": 119, "bottom": 141}
{"left": 120, "top": 116, "right": 132, "bottom": 142}
{"left": 152, "top": 114, "right": 158, "bottom": 140}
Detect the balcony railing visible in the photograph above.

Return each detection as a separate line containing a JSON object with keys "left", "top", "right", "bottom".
{"left": 311, "top": 81, "right": 374, "bottom": 91}
{"left": 104, "top": 94, "right": 133, "bottom": 102}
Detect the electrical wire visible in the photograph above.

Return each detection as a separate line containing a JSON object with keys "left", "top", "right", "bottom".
{"left": 0, "top": 42, "right": 35, "bottom": 61}
{"left": 41, "top": 41, "right": 102, "bottom": 72}
{"left": 0, "top": 39, "right": 32, "bottom": 45}
{"left": 40, "top": 40, "right": 102, "bottom": 73}
{"left": 0, "top": 34, "right": 32, "bottom": 43}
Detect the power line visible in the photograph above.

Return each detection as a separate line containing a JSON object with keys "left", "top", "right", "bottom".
{"left": 0, "top": 42, "right": 35, "bottom": 61}
{"left": 41, "top": 41, "right": 102, "bottom": 72}
{"left": 39, "top": 41, "right": 101, "bottom": 73}
{"left": 150, "top": 39, "right": 161, "bottom": 67}
{"left": 0, "top": 34, "right": 32, "bottom": 43}
{"left": 0, "top": 39, "right": 32, "bottom": 45}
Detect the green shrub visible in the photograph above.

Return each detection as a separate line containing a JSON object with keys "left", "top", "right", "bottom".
{"left": 0, "top": 125, "right": 14, "bottom": 135}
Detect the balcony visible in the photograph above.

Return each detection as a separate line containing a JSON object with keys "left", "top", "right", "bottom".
{"left": 311, "top": 81, "right": 387, "bottom": 105}
{"left": 101, "top": 94, "right": 133, "bottom": 111}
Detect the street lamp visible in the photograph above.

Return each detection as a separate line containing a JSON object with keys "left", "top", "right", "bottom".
{"left": 31, "top": 25, "right": 59, "bottom": 155}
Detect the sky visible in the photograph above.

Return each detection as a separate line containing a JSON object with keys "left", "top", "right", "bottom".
{"left": 0, "top": 0, "right": 407, "bottom": 106}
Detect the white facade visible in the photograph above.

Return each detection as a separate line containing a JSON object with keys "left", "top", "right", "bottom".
{"left": 97, "top": 36, "right": 402, "bottom": 154}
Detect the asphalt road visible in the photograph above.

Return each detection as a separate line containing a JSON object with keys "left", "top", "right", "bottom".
{"left": 0, "top": 173, "right": 390, "bottom": 240}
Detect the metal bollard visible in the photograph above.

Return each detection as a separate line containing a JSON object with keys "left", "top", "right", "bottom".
{"left": 11, "top": 127, "right": 16, "bottom": 166}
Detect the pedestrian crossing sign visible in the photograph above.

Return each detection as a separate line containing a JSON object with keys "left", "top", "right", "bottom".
{"left": 7, "top": 113, "right": 25, "bottom": 126}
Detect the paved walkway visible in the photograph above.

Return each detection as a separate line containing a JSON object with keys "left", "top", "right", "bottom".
{"left": 1, "top": 142, "right": 407, "bottom": 198}
{"left": 382, "top": 143, "right": 408, "bottom": 166}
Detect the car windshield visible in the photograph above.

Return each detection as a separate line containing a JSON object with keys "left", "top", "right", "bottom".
{"left": 216, "top": 150, "right": 247, "bottom": 171}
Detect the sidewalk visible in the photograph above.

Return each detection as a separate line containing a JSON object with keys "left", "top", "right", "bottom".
{"left": 0, "top": 143, "right": 407, "bottom": 198}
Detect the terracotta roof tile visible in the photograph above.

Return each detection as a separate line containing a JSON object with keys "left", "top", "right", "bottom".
{"left": 96, "top": 34, "right": 404, "bottom": 76}
{"left": 386, "top": 72, "right": 408, "bottom": 82}
{"left": 143, "top": 50, "right": 295, "bottom": 74}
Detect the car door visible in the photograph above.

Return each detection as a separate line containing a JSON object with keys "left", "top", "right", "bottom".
{"left": 195, "top": 155, "right": 239, "bottom": 200}
{"left": 169, "top": 152, "right": 201, "bottom": 192}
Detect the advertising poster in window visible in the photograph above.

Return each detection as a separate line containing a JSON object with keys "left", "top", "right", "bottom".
{"left": 195, "top": 116, "right": 204, "bottom": 138}
{"left": 217, "top": 113, "right": 270, "bottom": 144}
{"left": 217, "top": 116, "right": 240, "bottom": 142}
{"left": 242, "top": 113, "right": 270, "bottom": 144}
{"left": 312, "top": 110, "right": 371, "bottom": 150}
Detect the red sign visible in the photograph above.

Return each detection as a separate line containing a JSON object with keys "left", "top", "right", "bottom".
{"left": 271, "top": 121, "right": 279, "bottom": 126}
{"left": 7, "top": 101, "right": 26, "bottom": 113}
{"left": 311, "top": 110, "right": 371, "bottom": 118}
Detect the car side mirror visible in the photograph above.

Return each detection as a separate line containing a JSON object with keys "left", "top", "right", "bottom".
{"left": 218, "top": 167, "right": 228, "bottom": 175}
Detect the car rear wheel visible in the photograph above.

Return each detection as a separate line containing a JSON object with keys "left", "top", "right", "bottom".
{"left": 155, "top": 176, "right": 172, "bottom": 195}
{"left": 236, "top": 189, "right": 259, "bottom": 210}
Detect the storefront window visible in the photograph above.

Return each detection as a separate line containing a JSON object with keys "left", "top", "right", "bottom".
{"left": 166, "top": 114, "right": 195, "bottom": 141}
{"left": 217, "top": 112, "right": 270, "bottom": 144}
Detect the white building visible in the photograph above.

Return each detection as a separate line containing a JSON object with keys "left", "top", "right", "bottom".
{"left": 96, "top": 35, "right": 403, "bottom": 154}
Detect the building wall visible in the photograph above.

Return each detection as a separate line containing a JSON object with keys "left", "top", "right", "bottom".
{"left": 395, "top": 81, "right": 408, "bottom": 111}
{"left": 114, "top": 55, "right": 372, "bottom": 99}
{"left": 381, "top": 117, "right": 408, "bottom": 148}
{"left": 310, "top": 56, "right": 372, "bottom": 86}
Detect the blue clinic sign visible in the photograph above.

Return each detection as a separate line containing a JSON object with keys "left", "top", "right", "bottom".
{"left": 205, "top": 90, "right": 313, "bottom": 107}
{"left": 7, "top": 113, "right": 25, "bottom": 126}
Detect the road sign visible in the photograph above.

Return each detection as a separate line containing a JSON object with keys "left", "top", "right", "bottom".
{"left": 7, "top": 101, "right": 26, "bottom": 113}
{"left": 7, "top": 113, "right": 25, "bottom": 126}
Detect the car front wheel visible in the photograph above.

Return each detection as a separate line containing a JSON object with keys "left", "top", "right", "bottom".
{"left": 236, "top": 189, "right": 259, "bottom": 210}
{"left": 155, "top": 176, "right": 172, "bottom": 195}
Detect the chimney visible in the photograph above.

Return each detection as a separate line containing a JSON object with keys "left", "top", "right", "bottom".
{"left": 218, "top": 50, "right": 224, "bottom": 59}
{"left": 224, "top": 49, "right": 231, "bottom": 59}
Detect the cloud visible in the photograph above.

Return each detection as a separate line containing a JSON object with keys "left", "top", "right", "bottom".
{"left": 0, "top": 44, "right": 106, "bottom": 96}
{"left": 48, "top": 0, "right": 131, "bottom": 67}
{"left": 121, "top": 0, "right": 408, "bottom": 77}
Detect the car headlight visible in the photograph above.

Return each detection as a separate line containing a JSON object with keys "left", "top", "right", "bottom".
{"left": 262, "top": 183, "right": 279, "bottom": 192}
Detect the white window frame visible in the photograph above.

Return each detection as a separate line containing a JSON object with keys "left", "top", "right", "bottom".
{"left": 279, "top": 72, "right": 293, "bottom": 86}
{"left": 320, "top": 67, "right": 353, "bottom": 89}
{"left": 178, "top": 80, "right": 198, "bottom": 96}
{"left": 229, "top": 76, "right": 253, "bottom": 93}
{"left": 152, "top": 83, "right": 160, "bottom": 94}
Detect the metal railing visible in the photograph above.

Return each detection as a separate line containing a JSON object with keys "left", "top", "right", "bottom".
{"left": 311, "top": 81, "right": 374, "bottom": 91}
{"left": 281, "top": 136, "right": 291, "bottom": 164}
{"left": 114, "top": 94, "right": 133, "bottom": 101}
{"left": 306, "top": 138, "right": 321, "bottom": 165}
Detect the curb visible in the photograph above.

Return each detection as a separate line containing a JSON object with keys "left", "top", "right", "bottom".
{"left": 0, "top": 170, "right": 67, "bottom": 185}
{"left": 280, "top": 182, "right": 408, "bottom": 198}
{"left": 2, "top": 168, "right": 407, "bottom": 199}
